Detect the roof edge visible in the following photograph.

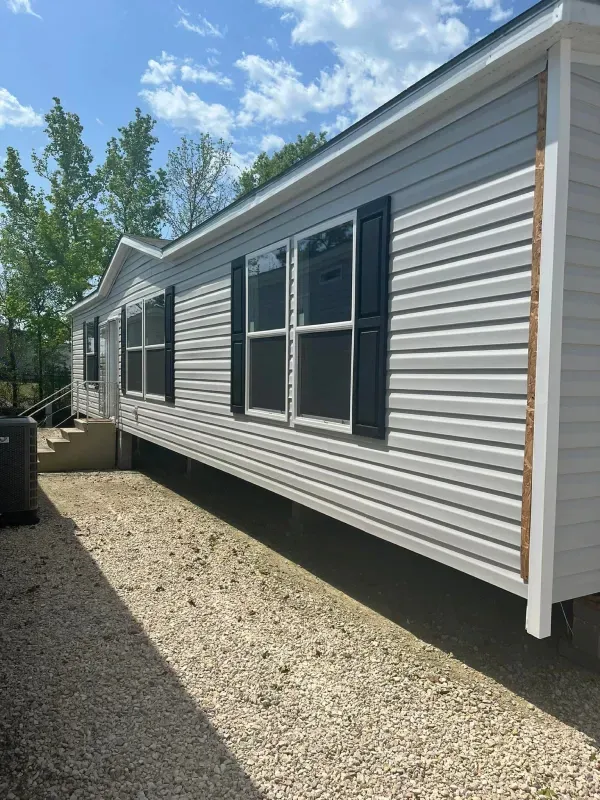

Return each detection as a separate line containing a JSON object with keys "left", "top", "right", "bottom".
{"left": 69, "top": 0, "right": 586, "bottom": 316}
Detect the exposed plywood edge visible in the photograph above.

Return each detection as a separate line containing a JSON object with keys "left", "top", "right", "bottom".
{"left": 521, "top": 69, "right": 548, "bottom": 581}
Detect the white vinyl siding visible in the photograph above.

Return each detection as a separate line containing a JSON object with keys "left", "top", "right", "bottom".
{"left": 553, "top": 61, "right": 600, "bottom": 603}
{"left": 72, "top": 73, "right": 539, "bottom": 598}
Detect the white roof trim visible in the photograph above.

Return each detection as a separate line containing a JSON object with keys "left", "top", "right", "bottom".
{"left": 68, "top": 0, "right": 597, "bottom": 317}
{"left": 68, "top": 236, "right": 166, "bottom": 315}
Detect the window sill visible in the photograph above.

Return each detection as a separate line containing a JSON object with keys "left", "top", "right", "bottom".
{"left": 292, "top": 416, "right": 351, "bottom": 434}
{"left": 122, "top": 392, "right": 173, "bottom": 407}
{"left": 245, "top": 408, "right": 288, "bottom": 422}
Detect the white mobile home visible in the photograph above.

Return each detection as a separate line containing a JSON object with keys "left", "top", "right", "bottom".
{"left": 68, "top": 0, "right": 600, "bottom": 639}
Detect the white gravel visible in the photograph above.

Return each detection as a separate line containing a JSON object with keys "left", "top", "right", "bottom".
{"left": 1, "top": 470, "right": 599, "bottom": 800}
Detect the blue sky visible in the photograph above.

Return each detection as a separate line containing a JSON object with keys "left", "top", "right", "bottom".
{"left": 1, "top": 0, "right": 534, "bottom": 184}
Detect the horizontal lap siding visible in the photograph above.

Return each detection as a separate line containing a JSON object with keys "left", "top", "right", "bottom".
{"left": 554, "top": 63, "right": 600, "bottom": 602}
{"left": 72, "top": 76, "right": 539, "bottom": 598}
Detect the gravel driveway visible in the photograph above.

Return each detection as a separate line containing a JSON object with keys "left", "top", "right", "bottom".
{"left": 1, "top": 470, "right": 600, "bottom": 800}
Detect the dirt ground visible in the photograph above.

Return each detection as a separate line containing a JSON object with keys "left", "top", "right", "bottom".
{"left": 1, "top": 468, "right": 599, "bottom": 800}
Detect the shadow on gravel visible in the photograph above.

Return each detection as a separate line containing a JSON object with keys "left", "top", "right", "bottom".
{"left": 0, "top": 487, "right": 263, "bottom": 800}
{"left": 141, "top": 456, "right": 600, "bottom": 749}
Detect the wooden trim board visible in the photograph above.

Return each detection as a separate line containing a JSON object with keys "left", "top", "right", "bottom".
{"left": 521, "top": 69, "right": 548, "bottom": 581}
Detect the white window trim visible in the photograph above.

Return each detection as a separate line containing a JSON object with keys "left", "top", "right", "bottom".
{"left": 125, "top": 290, "right": 166, "bottom": 400}
{"left": 291, "top": 211, "right": 357, "bottom": 433}
{"left": 244, "top": 238, "right": 290, "bottom": 421}
{"left": 84, "top": 320, "right": 96, "bottom": 356}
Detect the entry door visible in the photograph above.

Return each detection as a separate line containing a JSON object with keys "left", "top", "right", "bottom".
{"left": 99, "top": 320, "right": 118, "bottom": 419}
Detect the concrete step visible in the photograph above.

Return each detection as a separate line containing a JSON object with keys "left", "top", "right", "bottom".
{"left": 38, "top": 419, "right": 117, "bottom": 473}
{"left": 59, "top": 427, "right": 86, "bottom": 441}
{"left": 46, "top": 436, "right": 69, "bottom": 450}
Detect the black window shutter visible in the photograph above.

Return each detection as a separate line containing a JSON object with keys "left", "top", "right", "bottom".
{"left": 120, "top": 306, "right": 127, "bottom": 395}
{"left": 82, "top": 321, "right": 87, "bottom": 382}
{"left": 230, "top": 256, "right": 246, "bottom": 413}
{"left": 92, "top": 316, "right": 100, "bottom": 381}
{"left": 352, "top": 195, "right": 391, "bottom": 439}
{"left": 165, "top": 285, "right": 175, "bottom": 403}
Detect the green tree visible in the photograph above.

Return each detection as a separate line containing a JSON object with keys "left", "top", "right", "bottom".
{"left": 0, "top": 146, "right": 59, "bottom": 399}
{"left": 235, "top": 131, "right": 327, "bottom": 198}
{"left": 32, "top": 97, "right": 115, "bottom": 308}
{"left": 0, "top": 269, "right": 26, "bottom": 407}
{"left": 165, "top": 134, "right": 232, "bottom": 237}
{"left": 100, "top": 108, "right": 167, "bottom": 238}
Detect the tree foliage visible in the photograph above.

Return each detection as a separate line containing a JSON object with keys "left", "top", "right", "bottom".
{"left": 0, "top": 91, "right": 323, "bottom": 407}
{"left": 235, "top": 132, "right": 327, "bottom": 198}
{"left": 0, "top": 146, "right": 58, "bottom": 398}
{"left": 32, "top": 98, "right": 115, "bottom": 308}
{"left": 165, "top": 134, "right": 232, "bottom": 237}
{"left": 100, "top": 108, "right": 167, "bottom": 238}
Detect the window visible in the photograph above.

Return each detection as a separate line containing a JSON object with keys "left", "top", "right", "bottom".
{"left": 84, "top": 320, "right": 97, "bottom": 381}
{"left": 293, "top": 215, "right": 355, "bottom": 429}
{"left": 126, "top": 292, "right": 165, "bottom": 398}
{"left": 245, "top": 242, "right": 288, "bottom": 418}
{"left": 230, "top": 197, "right": 390, "bottom": 439}
{"left": 145, "top": 294, "right": 165, "bottom": 398}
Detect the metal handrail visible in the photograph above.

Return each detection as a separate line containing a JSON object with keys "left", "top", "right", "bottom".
{"left": 22, "top": 378, "right": 119, "bottom": 428}
{"left": 72, "top": 379, "right": 119, "bottom": 423}
{"left": 19, "top": 382, "right": 72, "bottom": 418}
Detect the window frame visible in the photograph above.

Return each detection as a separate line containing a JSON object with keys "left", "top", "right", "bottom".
{"left": 144, "top": 292, "right": 167, "bottom": 401}
{"left": 291, "top": 211, "right": 357, "bottom": 433}
{"left": 125, "top": 289, "right": 166, "bottom": 401}
{"left": 244, "top": 238, "right": 290, "bottom": 421}
{"left": 84, "top": 319, "right": 97, "bottom": 385}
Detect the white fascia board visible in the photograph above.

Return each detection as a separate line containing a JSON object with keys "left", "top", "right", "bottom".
{"left": 162, "top": 0, "right": 567, "bottom": 260}
{"left": 120, "top": 235, "right": 165, "bottom": 259}
{"left": 67, "top": 237, "right": 166, "bottom": 316}
{"left": 526, "top": 37, "right": 572, "bottom": 639}
{"left": 69, "top": 0, "right": 584, "bottom": 317}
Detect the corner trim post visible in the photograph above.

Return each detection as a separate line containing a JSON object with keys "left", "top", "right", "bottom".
{"left": 526, "top": 37, "right": 571, "bottom": 638}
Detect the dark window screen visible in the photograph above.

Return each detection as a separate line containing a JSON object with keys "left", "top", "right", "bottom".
{"left": 85, "top": 355, "right": 96, "bottom": 380}
{"left": 297, "top": 221, "right": 353, "bottom": 326}
{"left": 145, "top": 294, "right": 165, "bottom": 346}
{"left": 298, "top": 330, "right": 351, "bottom": 422}
{"left": 249, "top": 336, "right": 286, "bottom": 413}
{"left": 247, "top": 246, "right": 287, "bottom": 332}
{"left": 127, "top": 303, "right": 143, "bottom": 348}
{"left": 146, "top": 349, "right": 165, "bottom": 397}
{"left": 85, "top": 322, "right": 95, "bottom": 354}
{"left": 127, "top": 350, "right": 143, "bottom": 393}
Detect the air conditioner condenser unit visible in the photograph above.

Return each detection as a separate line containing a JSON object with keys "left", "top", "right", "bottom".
{"left": 0, "top": 416, "right": 38, "bottom": 526}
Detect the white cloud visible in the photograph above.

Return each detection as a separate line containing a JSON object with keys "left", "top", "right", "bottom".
{"left": 260, "top": 133, "right": 286, "bottom": 152}
{"left": 0, "top": 88, "right": 43, "bottom": 128}
{"left": 96, "top": 117, "right": 104, "bottom": 126}
{"left": 253, "top": 0, "right": 497, "bottom": 121}
{"left": 322, "top": 113, "right": 351, "bottom": 137}
{"left": 229, "top": 147, "right": 257, "bottom": 175}
{"left": 141, "top": 52, "right": 179, "bottom": 85}
{"left": 6, "top": 0, "right": 41, "bottom": 18}
{"left": 141, "top": 52, "right": 233, "bottom": 89}
{"left": 467, "top": 0, "right": 512, "bottom": 23}
{"left": 140, "top": 0, "right": 515, "bottom": 154}
{"left": 177, "top": 6, "right": 225, "bottom": 37}
{"left": 180, "top": 63, "right": 233, "bottom": 88}
{"left": 139, "top": 85, "right": 235, "bottom": 139}
{"left": 236, "top": 55, "right": 348, "bottom": 125}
